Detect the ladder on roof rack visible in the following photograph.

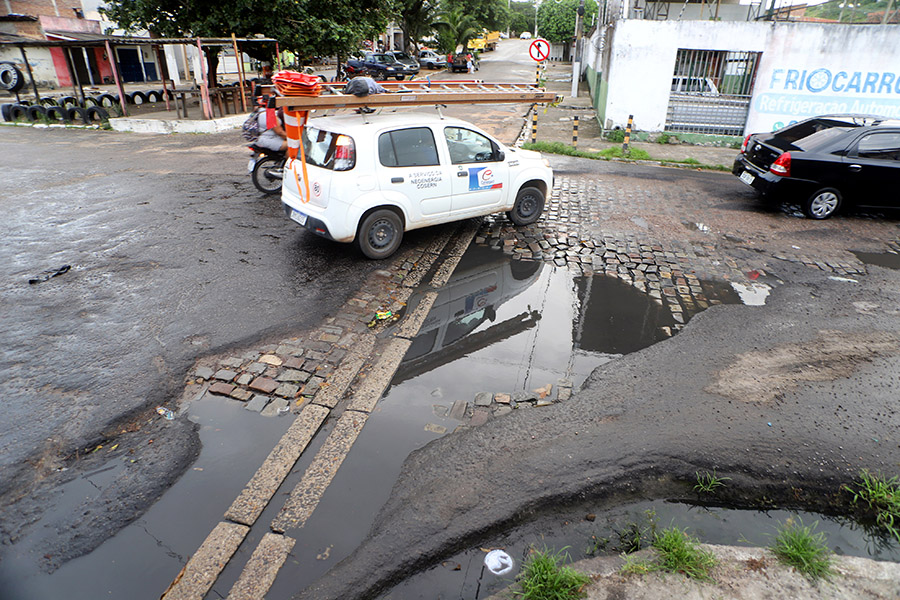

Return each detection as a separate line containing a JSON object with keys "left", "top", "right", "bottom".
{"left": 275, "top": 81, "right": 560, "bottom": 111}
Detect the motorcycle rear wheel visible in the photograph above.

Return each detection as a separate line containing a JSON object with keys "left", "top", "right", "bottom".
{"left": 251, "top": 156, "right": 285, "bottom": 195}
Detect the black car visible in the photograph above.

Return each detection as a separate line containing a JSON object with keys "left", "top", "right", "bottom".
{"left": 733, "top": 114, "right": 900, "bottom": 219}
{"left": 385, "top": 51, "right": 420, "bottom": 76}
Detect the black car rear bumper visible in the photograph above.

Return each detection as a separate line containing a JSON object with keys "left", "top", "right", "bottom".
{"left": 732, "top": 155, "right": 819, "bottom": 200}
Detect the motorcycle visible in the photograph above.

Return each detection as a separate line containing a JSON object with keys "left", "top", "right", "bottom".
{"left": 248, "top": 145, "right": 286, "bottom": 195}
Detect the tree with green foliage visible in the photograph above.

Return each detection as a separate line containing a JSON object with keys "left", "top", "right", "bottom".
{"left": 101, "top": 0, "right": 394, "bottom": 83}
{"left": 397, "top": 0, "right": 440, "bottom": 54}
{"left": 433, "top": 6, "right": 479, "bottom": 54}
{"left": 509, "top": 0, "right": 536, "bottom": 35}
{"left": 446, "top": 0, "right": 510, "bottom": 30}
{"left": 537, "top": 0, "right": 598, "bottom": 44}
{"left": 804, "top": 0, "right": 898, "bottom": 22}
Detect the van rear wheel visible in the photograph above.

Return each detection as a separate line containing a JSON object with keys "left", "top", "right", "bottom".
{"left": 358, "top": 209, "right": 403, "bottom": 260}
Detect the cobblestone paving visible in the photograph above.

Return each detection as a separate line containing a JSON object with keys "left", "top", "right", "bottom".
{"left": 185, "top": 239, "right": 449, "bottom": 416}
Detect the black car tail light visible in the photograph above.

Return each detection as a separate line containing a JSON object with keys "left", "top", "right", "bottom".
{"left": 741, "top": 134, "right": 752, "bottom": 154}
{"left": 770, "top": 152, "right": 791, "bottom": 176}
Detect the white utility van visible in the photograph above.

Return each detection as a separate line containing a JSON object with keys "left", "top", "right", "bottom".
{"left": 281, "top": 112, "right": 553, "bottom": 259}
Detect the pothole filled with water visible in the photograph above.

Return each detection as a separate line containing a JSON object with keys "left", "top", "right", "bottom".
{"left": 852, "top": 250, "right": 900, "bottom": 271}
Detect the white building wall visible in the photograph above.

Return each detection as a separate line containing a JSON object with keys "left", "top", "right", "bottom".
{"left": 603, "top": 20, "right": 766, "bottom": 131}
{"left": 602, "top": 20, "right": 900, "bottom": 134}
{"left": 0, "top": 47, "right": 59, "bottom": 89}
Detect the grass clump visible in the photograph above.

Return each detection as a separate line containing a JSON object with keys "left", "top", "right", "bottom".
{"left": 770, "top": 518, "right": 833, "bottom": 580}
{"left": 523, "top": 141, "right": 649, "bottom": 162}
{"left": 605, "top": 128, "right": 626, "bottom": 143}
{"left": 652, "top": 527, "right": 718, "bottom": 580}
{"left": 844, "top": 469, "right": 900, "bottom": 543}
{"left": 694, "top": 470, "right": 731, "bottom": 494}
{"left": 514, "top": 546, "right": 591, "bottom": 600}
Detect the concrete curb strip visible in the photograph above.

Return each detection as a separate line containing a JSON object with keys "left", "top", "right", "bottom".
{"left": 224, "top": 403, "right": 330, "bottom": 526}
{"left": 346, "top": 338, "right": 414, "bottom": 413}
{"left": 225, "top": 533, "right": 296, "bottom": 600}
{"left": 161, "top": 521, "right": 249, "bottom": 600}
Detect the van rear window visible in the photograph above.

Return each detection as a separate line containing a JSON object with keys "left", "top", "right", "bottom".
{"left": 302, "top": 127, "right": 354, "bottom": 170}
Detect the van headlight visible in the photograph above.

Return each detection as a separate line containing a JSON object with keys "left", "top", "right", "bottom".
{"left": 542, "top": 157, "right": 551, "bottom": 168}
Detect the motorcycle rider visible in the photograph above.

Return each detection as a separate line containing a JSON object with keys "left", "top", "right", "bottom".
{"left": 256, "top": 95, "right": 287, "bottom": 152}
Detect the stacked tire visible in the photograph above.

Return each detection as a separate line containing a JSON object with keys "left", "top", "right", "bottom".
{"left": 2, "top": 86, "right": 167, "bottom": 124}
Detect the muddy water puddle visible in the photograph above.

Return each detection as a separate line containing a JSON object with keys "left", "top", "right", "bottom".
{"left": 0, "top": 393, "right": 292, "bottom": 600}
{"left": 381, "top": 499, "right": 900, "bottom": 599}
{"left": 852, "top": 250, "right": 900, "bottom": 270}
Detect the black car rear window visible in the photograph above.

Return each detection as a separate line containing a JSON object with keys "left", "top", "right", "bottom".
{"left": 775, "top": 118, "right": 864, "bottom": 143}
{"left": 792, "top": 127, "right": 852, "bottom": 152}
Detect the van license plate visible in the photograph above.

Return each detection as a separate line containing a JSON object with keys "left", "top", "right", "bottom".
{"left": 739, "top": 171, "right": 755, "bottom": 186}
{"left": 290, "top": 209, "right": 308, "bottom": 226}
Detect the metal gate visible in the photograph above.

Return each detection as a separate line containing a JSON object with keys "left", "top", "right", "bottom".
{"left": 665, "top": 49, "right": 760, "bottom": 136}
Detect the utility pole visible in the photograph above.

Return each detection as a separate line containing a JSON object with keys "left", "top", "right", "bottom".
{"left": 571, "top": 0, "right": 585, "bottom": 97}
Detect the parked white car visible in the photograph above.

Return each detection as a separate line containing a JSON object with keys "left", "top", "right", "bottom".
{"left": 281, "top": 113, "right": 553, "bottom": 259}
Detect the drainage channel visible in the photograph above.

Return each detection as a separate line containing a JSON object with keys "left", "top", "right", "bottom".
{"left": 383, "top": 499, "right": 900, "bottom": 599}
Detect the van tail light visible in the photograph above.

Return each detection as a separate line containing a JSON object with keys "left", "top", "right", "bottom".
{"left": 741, "top": 134, "right": 752, "bottom": 154}
{"left": 334, "top": 134, "right": 355, "bottom": 171}
{"left": 770, "top": 152, "right": 791, "bottom": 176}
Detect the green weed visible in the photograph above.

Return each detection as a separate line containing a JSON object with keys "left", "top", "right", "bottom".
{"left": 656, "top": 132, "right": 672, "bottom": 144}
{"left": 652, "top": 526, "right": 718, "bottom": 580}
{"left": 605, "top": 129, "right": 625, "bottom": 143}
{"left": 619, "top": 554, "right": 654, "bottom": 575}
{"left": 844, "top": 470, "right": 900, "bottom": 543}
{"left": 770, "top": 518, "right": 833, "bottom": 580}
{"left": 694, "top": 470, "right": 731, "bottom": 494}
{"left": 514, "top": 546, "right": 591, "bottom": 600}
{"left": 524, "top": 142, "right": 648, "bottom": 162}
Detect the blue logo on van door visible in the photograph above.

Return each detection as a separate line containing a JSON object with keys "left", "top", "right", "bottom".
{"left": 468, "top": 167, "right": 503, "bottom": 191}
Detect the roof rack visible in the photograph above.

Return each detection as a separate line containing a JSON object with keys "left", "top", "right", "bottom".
{"left": 276, "top": 81, "right": 560, "bottom": 111}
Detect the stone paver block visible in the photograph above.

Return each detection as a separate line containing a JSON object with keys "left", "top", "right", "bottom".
{"left": 249, "top": 377, "right": 278, "bottom": 394}
{"left": 274, "top": 383, "right": 299, "bottom": 399}
{"left": 424, "top": 423, "right": 447, "bottom": 435}
{"left": 230, "top": 388, "right": 253, "bottom": 402}
{"left": 235, "top": 373, "right": 253, "bottom": 386}
{"left": 259, "top": 354, "right": 283, "bottom": 366}
{"left": 213, "top": 369, "right": 237, "bottom": 382}
{"left": 261, "top": 398, "right": 289, "bottom": 417}
{"left": 474, "top": 392, "right": 493, "bottom": 407}
{"left": 194, "top": 367, "right": 214, "bottom": 380}
{"left": 283, "top": 357, "right": 305, "bottom": 370}
{"left": 469, "top": 408, "right": 490, "bottom": 426}
{"left": 494, "top": 393, "right": 511, "bottom": 404}
{"left": 209, "top": 382, "right": 236, "bottom": 396}
{"left": 245, "top": 395, "right": 269, "bottom": 412}
{"left": 277, "top": 369, "right": 310, "bottom": 383}
{"left": 247, "top": 362, "right": 267, "bottom": 374}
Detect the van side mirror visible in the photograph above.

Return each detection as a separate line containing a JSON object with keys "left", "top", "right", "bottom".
{"left": 496, "top": 150, "right": 505, "bottom": 161}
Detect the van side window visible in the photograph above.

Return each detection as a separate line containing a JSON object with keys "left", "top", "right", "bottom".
{"left": 444, "top": 127, "right": 495, "bottom": 164}
{"left": 379, "top": 127, "right": 440, "bottom": 167}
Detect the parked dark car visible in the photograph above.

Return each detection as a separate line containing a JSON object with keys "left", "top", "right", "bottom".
{"left": 450, "top": 53, "right": 469, "bottom": 73}
{"left": 733, "top": 114, "right": 900, "bottom": 219}
{"left": 385, "top": 51, "right": 419, "bottom": 76}
{"left": 345, "top": 52, "right": 406, "bottom": 80}
{"left": 418, "top": 50, "right": 447, "bottom": 70}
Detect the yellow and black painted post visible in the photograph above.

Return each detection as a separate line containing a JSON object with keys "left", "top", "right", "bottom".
{"left": 623, "top": 114, "right": 633, "bottom": 153}
{"left": 535, "top": 64, "right": 540, "bottom": 85}
{"left": 572, "top": 115, "right": 579, "bottom": 148}
{"left": 531, "top": 109, "right": 538, "bottom": 144}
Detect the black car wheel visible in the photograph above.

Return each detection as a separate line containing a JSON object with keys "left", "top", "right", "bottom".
{"left": 507, "top": 186, "right": 545, "bottom": 226}
{"left": 357, "top": 209, "right": 403, "bottom": 260}
{"left": 804, "top": 187, "right": 841, "bottom": 219}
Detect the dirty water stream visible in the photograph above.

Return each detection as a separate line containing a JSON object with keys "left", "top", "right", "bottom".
{"left": 2, "top": 245, "right": 894, "bottom": 600}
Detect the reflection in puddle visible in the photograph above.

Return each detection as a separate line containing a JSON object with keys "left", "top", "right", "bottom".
{"left": 729, "top": 281, "right": 771, "bottom": 306}
{"left": 852, "top": 250, "right": 900, "bottom": 270}
{"left": 382, "top": 499, "right": 900, "bottom": 599}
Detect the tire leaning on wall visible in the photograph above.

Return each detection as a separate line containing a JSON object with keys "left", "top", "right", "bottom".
{"left": 85, "top": 105, "right": 108, "bottom": 123}
{"left": 0, "top": 62, "right": 25, "bottom": 93}
{"left": 26, "top": 105, "right": 47, "bottom": 122}
{"left": 66, "top": 106, "right": 89, "bottom": 124}
{"left": 45, "top": 105, "right": 70, "bottom": 123}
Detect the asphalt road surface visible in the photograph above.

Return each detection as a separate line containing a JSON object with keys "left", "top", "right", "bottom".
{"left": 0, "top": 126, "right": 385, "bottom": 565}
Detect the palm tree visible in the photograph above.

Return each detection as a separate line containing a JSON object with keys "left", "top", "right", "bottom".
{"left": 433, "top": 6, "right": 479, "bottom": 54}
{"left": 398, "top": 0, "right": 439, "bottom": 54}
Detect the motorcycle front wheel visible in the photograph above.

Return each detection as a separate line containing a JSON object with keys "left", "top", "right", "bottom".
{"left": 251, "top": 156, "right": 285, "bottom": 195}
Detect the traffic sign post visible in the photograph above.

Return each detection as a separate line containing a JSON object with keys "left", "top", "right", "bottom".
{"left": 529, "top": 38, "right": 550, "bottom": 62}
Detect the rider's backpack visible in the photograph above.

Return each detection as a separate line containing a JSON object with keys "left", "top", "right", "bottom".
{"left": 242, "top": 108, "right": 261, "bottom": 142}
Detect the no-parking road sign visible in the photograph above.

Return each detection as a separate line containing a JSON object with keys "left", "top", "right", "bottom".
{"left": 529, "top": 38, "right": 550, "bottom": 62}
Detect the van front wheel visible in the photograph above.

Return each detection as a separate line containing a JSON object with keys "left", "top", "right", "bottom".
{"left": 507, "top": 186, "right": 545, "bottom": 226}
{"left": 358, "top": 209, "right": 403, "bottom": 260}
